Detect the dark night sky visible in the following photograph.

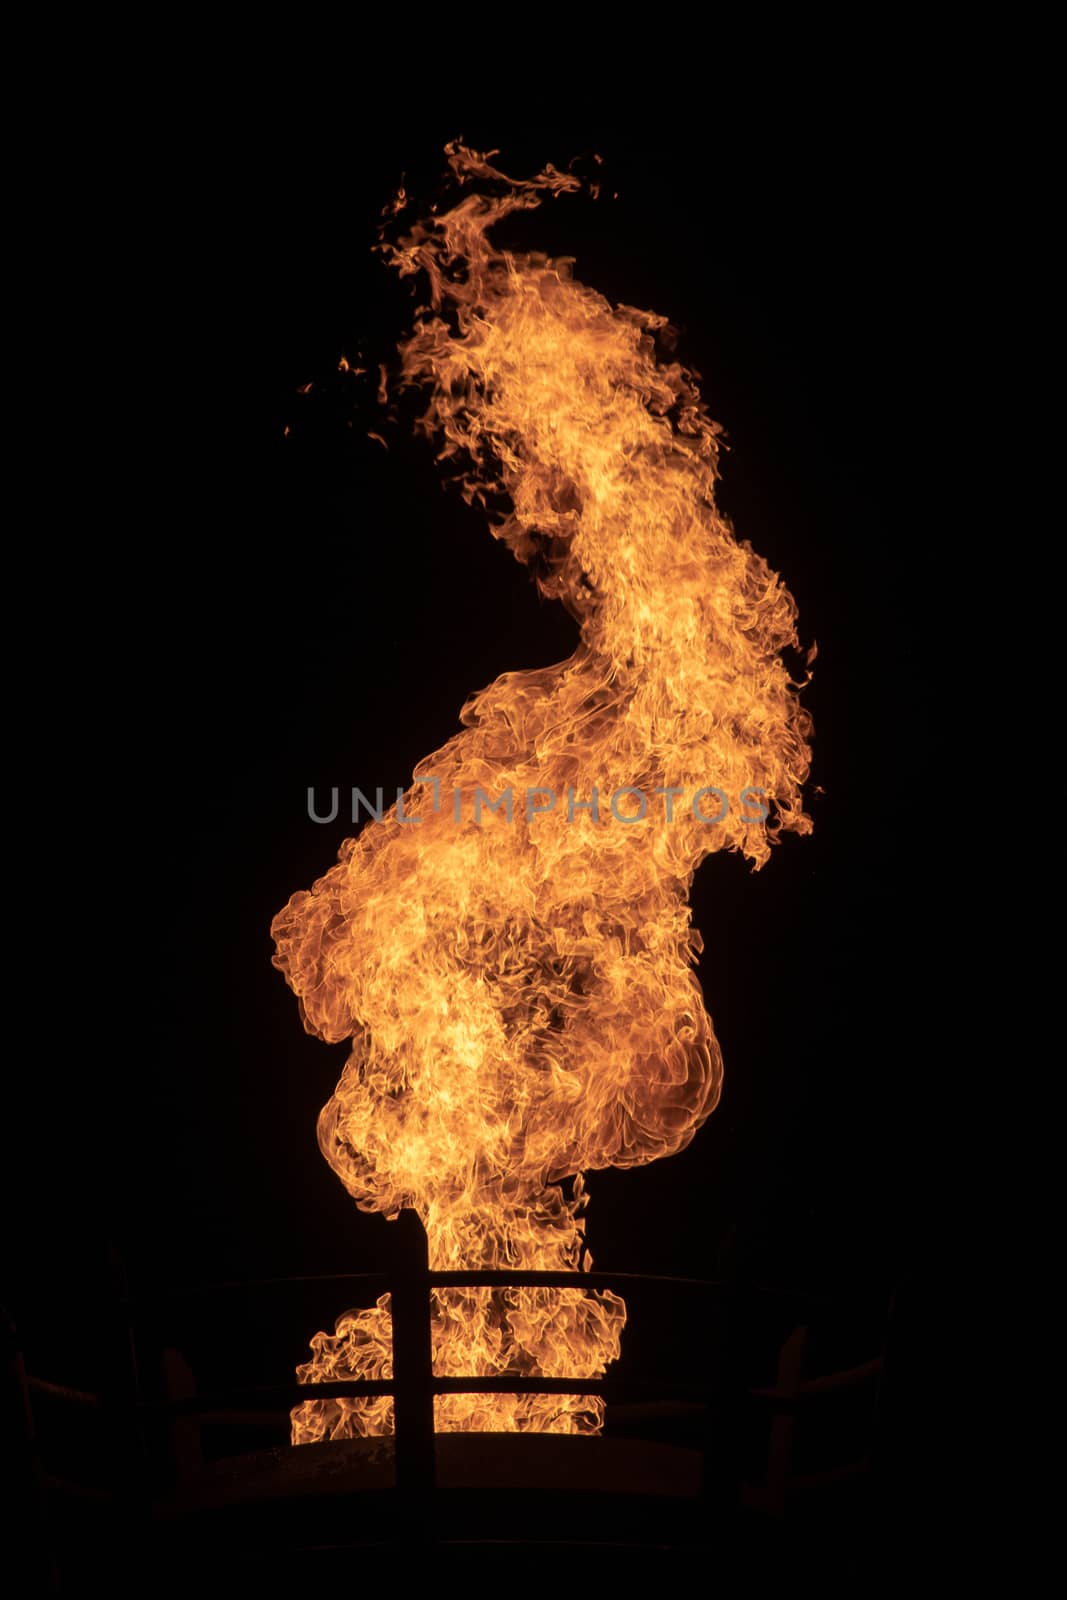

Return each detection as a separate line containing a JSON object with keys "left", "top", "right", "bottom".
{"left": 11, "top": 114, "right": 936, "bottom": 1396}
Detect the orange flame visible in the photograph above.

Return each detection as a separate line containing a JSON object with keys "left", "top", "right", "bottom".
{"left": 272, "top": 144, "right": 813, "bottom": 1443}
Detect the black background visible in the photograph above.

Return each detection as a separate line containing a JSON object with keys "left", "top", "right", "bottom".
{"left": 10, "top": 114, "right": 934, "bottom": 1413}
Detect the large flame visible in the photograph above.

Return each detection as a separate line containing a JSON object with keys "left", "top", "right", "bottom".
{"left": 272, "top": 145, "right": 813, "bottom": 1442}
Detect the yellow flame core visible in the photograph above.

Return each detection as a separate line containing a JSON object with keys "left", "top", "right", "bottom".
{"left": 273, "top": 145, "right": 813, "bottom": 1443}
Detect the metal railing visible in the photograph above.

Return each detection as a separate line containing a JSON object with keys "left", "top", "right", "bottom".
{"left": 141, "top": 1211, "right": 728, "bottom": 1493}
{"left": 12, "top": 1222, "right": 895, "bottom": 1538}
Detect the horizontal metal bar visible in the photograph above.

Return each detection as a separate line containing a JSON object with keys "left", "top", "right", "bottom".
{"left": 44, "top": 1475, "right": 115, "bottom": 1502}
{"left": 125, "top": 1271, "right": 854, "bottom": 1306}
{"left": 27, "top": 1377, "right": 103, "bottom": 1409}
{"left": 430, "top": 1375, "right": 712, "bottom": 1400}
{"left": 145, "top": 1374, "right": 713, "bottom": 1416}
{"left": 190, "top": 1410, "right": 295, "bottom": 1428}
{"left": 750, "top": 1356, "right": 883, "bottom": 1406}
{"left": 146, "top": 1380, "right": 394, "bottom": 1414}
{"left": 127, "top": 1271, "right": 720, "bottom": 1302}
{"left": 426, "top": 1271, "right": 723, "bottom": 1291}
{"left": 790, "top": 1358, "right": 883, "bottom": 1395}
{"left": 127, "top": 1272, "right": 395, "bottom": 1301}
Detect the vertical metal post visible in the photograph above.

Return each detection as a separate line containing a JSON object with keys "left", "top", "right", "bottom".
{"left": 762, "top": 1323, "right": 808, "bottom": 1517}
{"left": 390, "top": 1208, "right": 436, "bottom": 1498}
{"left": 160, "top": 1347, "right": 203, "bottom": 1482}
